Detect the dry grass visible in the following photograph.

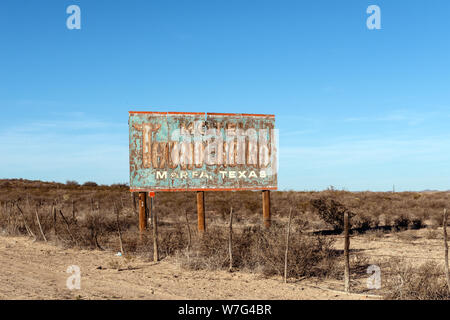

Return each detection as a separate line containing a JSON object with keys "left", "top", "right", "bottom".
{"left": 181, "top": 223, "right": 340, "bottom": 279}
{"left": 385, "top": 260, "right": 450, "bottom": 300}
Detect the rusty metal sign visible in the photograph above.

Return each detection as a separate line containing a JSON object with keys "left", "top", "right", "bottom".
{"left": 129, "top": 111, "right": 278, "bottom": 192}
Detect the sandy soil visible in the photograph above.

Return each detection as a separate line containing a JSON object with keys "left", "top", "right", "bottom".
{"left": 0, "top": 235, "right": 376, "bottom": 300}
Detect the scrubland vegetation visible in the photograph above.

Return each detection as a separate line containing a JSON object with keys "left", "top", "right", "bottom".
{"left": 0, "top": 179, "right": 449, "bottom": 299}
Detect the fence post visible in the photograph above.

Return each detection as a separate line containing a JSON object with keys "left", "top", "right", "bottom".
{"left": 284, "top": 207, "right": 293, "bottom": 283}
{"left": 197, "top": 191, "right": 206, "bottom": 233}
{"left": 52, "top": 204, "right": 57, "bottom": 239}
{"left": 262, "top": 190, "right": 271, "bottom": 228}
{"left": 148, "top": 194, "right": 153, "bottom": 226}
{"left": 35, "top": 207, "right": 47, "bottom": 242}
{"left": 152, "top": 194, "right": 159, "bottom": 262}
{"left": 344, "top": 211, "right": 350, "bottom": 293}
{"left": 228, "top": 207, "right": 234, "bottom": 272}
{"left": 138, "top": 192, "right": 147, "bottom": 238}
{"left": 443, "top": 208, "right": 450, "bottom": 294}
{"left": 185, "top": 209, "right": 192, "bottom": 252}
{"left": 114, "top": 202, "right": 124, "bottom": 255}
{"left": 72, "top": 200, "right": 75, "bottom": 220}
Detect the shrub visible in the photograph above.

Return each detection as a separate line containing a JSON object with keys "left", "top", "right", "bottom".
{"left": 310, "top": 198, "right": 353, "bottom": 232}
{"left": 385, "top": 261, "right": 450, "bottom": 300}
{"left": 409, "top": 218, "right": 425, "bottom": 230}
{"left": 352, "top": 214, "right": 373, "bottom": 231}
{"left": 110, "top": 183, "right": 129, "bottom": 189}
{"left": 425, "top": 228, "right": 441, "bottom": 240}
{"left": 183, "top": 224, "right": 340, "bottom": 279}
{"left": 83, "top": 181, "right": 98, "bottom": 187}
{"left": 393, "top": 215, "right": 410, "bottom": 231}
{"left": 66, "top": 180, "right": 79, "bottom": 186}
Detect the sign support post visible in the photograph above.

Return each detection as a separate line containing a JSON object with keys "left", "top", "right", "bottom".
{"left": 262, "top": 190, "right": 271, "bottom": 228}
{"left": 138, "top": 192, "right": 147, "bottom": 237}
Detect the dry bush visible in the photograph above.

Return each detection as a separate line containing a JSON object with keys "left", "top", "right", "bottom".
{"left": 366, "top": 229, "right": 387, "bottom": 241}
{"left": 310, "top": 198, "right": 350, "bottom": 232}
{"left": 395, "top": 230, "right": 419, "bottom": 242}
{"left": 425, "top": 228, "right": 441, "bottom": 240}
{"left": 158, "top": 225, "right": 187, "bottom": 258}
{"left": 66, "top": 180, "right": 79, "bottom": 187}
{"left": 351, "top": 214, "right": 374, "bottom": 231}
{"left": 182, "top": 223, "right": 340, "bottom": 279}
{"left": 409, "top": 218, "right": 425, "bottom": 230}
{"left": 385, "top": 261, "right": 450, "bottom": 300}
{"left": 83, "top": 181, "right": 98, "bottom": 187}
{"left": 393, "top": 215, "right": 411, "bottom": 231}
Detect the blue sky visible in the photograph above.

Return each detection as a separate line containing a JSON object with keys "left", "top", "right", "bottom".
{"left": 1, "top": 0, "right": 450, "bottom": 191}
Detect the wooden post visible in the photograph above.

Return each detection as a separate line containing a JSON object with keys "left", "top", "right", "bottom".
{"left": 35, "top": 207, "right": 47, "bottom": 242}
{"left": 185, "top": 209, "right": 192, "bottom": 251}
{"left": 152, "top": 195, "right": 159, "bottom": 262}
{"left": 71, "top": 200, "right": 75, "bottom": 220}
{"left": 443, "top": 208, "right": 450, "bottom": 294}
{"left": 138, "top": 192, "right": 147, "bottom": 236}
{"left": 284, "top": 208, "right": 293, "bottom": 284}
{"left": 147, "top": 192, "right": 154, "bottom": 227}
{"left": 184, "top": 209, "right": 192, "bottom": 263}
{"left": 197, "top": 191, "right": 206, "bottom": 233}
{"left": 228, "top": 207, "right": 233, "bottom": 272}
{"left": 16, "top": 202, "right": 35, "bottom": 239}
{"left": 147, "top": 193, "right": 152, "bottom": 226}
{"left": 262, "top": 190, "right": 271, "bottom": 228}
{"left": 344, "top": 211, "right": 350, "bottom": 293}
{"left": 52, "top": 204, "right": 57, "bottom": 239}
{"left": 115, "top": 202, "right": 125, "bottom": 255}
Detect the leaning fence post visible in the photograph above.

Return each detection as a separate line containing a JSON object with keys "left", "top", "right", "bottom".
{"left": 284, "top": 207, "right": 293, "bottom": 284}
{"left": 15, "top": 202, "right": 35, "bottom": 239}
{"left": 184, "top": 209, "right": 192, "bottom": 252}
{"left": 35, "top": 207, "right": 47, "bottom": 242}
{"left": 443, "top": 208, "right": 450, "bottom": 294}
{"left": 344, "top": 211, "right": 350, "bottom": 293}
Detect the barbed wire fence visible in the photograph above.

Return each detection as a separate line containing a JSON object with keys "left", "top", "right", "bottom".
{"left": 333, "top": 208, "right": 450, "bottom": 295}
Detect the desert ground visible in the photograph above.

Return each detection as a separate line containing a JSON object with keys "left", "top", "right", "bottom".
{"left": 0, "top": 235, "right": 371, "bottom": 300}
{"left": 0, "top": 179, "right": 449, "bottom": 300}
{"left": 0, "top": 227, "right": 446, "bottom": 300}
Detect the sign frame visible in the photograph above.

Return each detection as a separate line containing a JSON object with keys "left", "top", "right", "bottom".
{"left": 129, "top": 111, "right": 277, "bottom": 193}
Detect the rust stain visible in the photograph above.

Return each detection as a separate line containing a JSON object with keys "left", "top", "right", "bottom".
{"left": 129, "top": 111, "right": 277, "bottom": 192}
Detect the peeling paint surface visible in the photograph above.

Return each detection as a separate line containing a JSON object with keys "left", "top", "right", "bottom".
{"left": 129, "top": 112, "right": 277, "bottom": 192}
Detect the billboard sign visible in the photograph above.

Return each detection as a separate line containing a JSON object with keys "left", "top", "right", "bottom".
{"left": 129, "top": 111, "right": 277, "bottom": 192}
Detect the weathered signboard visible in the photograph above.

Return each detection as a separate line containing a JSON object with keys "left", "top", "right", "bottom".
{"left": 129, "top": 111, "right": 277, "bottom": 192}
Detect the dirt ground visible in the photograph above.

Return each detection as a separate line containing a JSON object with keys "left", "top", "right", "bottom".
{"left": 0, "top": 235, "right": 377, "bottom": 300}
